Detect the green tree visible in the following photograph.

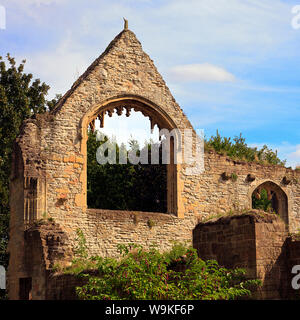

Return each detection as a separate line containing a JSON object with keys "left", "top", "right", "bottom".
{"left": 0, "top": 54, "right": 58, "bottom": 270}
{"left": 87, "top": 130, "right": 167, "bottom": 212}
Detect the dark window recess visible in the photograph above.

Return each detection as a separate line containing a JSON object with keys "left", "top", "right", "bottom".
{"left": 19, "top": 277, "right": 32, "bottom": 300}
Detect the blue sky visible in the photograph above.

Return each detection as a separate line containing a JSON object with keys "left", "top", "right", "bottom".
{"left": 0, "top": 0, "right": 300, "bottom": 167}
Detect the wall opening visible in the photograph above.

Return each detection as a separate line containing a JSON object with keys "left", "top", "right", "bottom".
{"left": 252, "top": 181, "right": 288, "bottom": 227}
{"left": 24, "top": 177, "right": 38, "bottom": 223}
{"left": 19, "top": 277, "right": 32, "bottom": 300}
{"left": 84, "top": 98, "right": 179, "bottom": 214}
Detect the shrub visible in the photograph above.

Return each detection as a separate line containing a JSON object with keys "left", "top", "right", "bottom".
{"left": 231, "top": 173, "right": 238, "bottom": 182}
{"left": 75, "top": 243, "right": 261, "bottom": 300}
{"left": 205, "top": 131, "right": 286, "bottom": 166}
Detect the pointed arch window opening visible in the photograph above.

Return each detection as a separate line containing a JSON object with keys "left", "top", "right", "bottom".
{"left": 86, "top": 103, "right": 171, "bottom": 214}
{"left": 251, "top": 181, "right": 289, "bottom": 229}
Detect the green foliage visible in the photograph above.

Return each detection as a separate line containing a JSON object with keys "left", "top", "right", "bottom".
{"left": 75, "top": 243, "right": 261, "bottom": 300}
{"left": 58, "top": 229, "right": 96, "bottom": 275}
{"left": 205, "top": 130, "right": 286, "bottom": 166}
{"left": 62, "top": 229, "right": 95, "bottom": 275}
{"left": 252, "top": 189, "right": 273, "bottom": 213}
{"left": 87, "top": 131, "right": 167, "bottom": 212}
{"left": 163, "top": 241, "right": 193, "bottom": 264}
{"left": 147, "top": 219, "right": 156, "bottom": 229}
{"left": 0, "top": 54, "right": 59, "bottom": 277}
{"left": 74, "top": 229, "right": 88, "bottom": 260}
{"left": 231, "top": 173, "right": 238, "bottom": 182}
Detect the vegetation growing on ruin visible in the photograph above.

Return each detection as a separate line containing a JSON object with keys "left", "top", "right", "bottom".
{"left": 252, "top": 189, "right": 274, "bottom": 213}
{"left": 205, "top": 130, "right": 286, "bottom": 166}
{"left": 61, "top": 231, "right": 261, "bottom": 300}
{"left": 71, "top": 242, "right": 261, "bottom": 300}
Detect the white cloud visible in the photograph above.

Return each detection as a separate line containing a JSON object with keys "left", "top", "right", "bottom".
{"left": 142, "top": 0, "right": 294, "bottom": 66}
{"left": 287, "top": 145, "right": 300, "bottom": 168}
{"left": 4, "top": 0, "right": 295, "bottom": 62}
{"left": 20, "top": 31, "right": 91, "bottom": 98}
{"left": 4, "top": 0, "right": 298, "bottom": 96}
{"left": 8, "top": 0, "right": 67, "bottom": 6}
{"left": 3, "top": 0, "right": 299, "bottom": 144}
{"left": 169, "top": 63, "right": 236, "bottom": 83}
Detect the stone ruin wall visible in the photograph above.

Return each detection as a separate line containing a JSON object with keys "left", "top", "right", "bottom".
{"left": 193, "top": 213, "right": 300, "bottom": 300}
{"left": 183, "top": 151, "right": 300, "bottom": 230}
{"left": 17, "top": 213, "right": 300, "bottom": 300}
{"left": 10, "top": 132, "right": 300, "bottom": 260}
{"left": 7, "top": 28, "right": 300, "bottom": 299}
{"left": 72, "top": 155, "right": 299, "bottom": 259}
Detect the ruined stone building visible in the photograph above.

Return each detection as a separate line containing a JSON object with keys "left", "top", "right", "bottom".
{"left": 7, "top": 24, "right": 300, "bottom": 300}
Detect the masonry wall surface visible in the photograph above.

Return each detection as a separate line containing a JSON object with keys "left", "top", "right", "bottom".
{"left": 193, "top": 213, "right": 291, "bottom": 299}
{"left": 7, "top": 27, "right": 300, "bottom": 299}
{"left": 193, "top": 214, "right": 256, "bottom": 272}
{"left": 8, "top": 222, "right": 72, "bottom": 299}
{"left": 46, "top": 273, "right": 87, "bottom": 300}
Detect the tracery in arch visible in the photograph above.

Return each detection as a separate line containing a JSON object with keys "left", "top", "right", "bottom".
{"left": 85, "top": 98, "right": 179, "bottom": 214}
